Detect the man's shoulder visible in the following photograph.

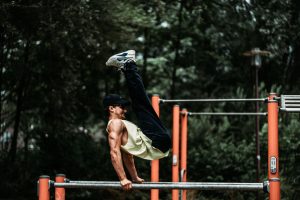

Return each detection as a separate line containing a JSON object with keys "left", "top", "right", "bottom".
{"left": 108, "top": 119, "right": 124, "bottom": 127}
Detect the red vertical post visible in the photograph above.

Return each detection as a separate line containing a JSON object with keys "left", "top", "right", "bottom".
{"left": 38, "top": 175, "right": 50, "bottom": 200}
{"left": 268, "top": 93, "right": 280, "bottom": 200}
{"left": 151, "top": 94, "right": 160, "bottom": 200}
{"left": 55, "top": 174, "right": 66, "bottom": 200}
{"left": 180, "top": 109, "right": 188, "bottom": 200}
{"left": 172, "top": 105, "right": 180, "bottom": 200}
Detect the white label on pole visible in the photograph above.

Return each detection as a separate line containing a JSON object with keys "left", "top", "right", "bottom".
{"left": 270, "top": 157, "right": 277, "bottom": 174}
{"left": 173, "top": 155, "right": 177, "bottom": 166}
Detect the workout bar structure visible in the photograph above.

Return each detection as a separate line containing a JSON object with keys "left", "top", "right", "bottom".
{"left": 156, "top": 94, "right": 280, "bottom": 200}
{"left": 160, "top": 98, "right": 267, "bottom": 103}
{"left": 38, "top": 93, "right": 285, "bottom": 200}
{"left": 38, "top": 175, "right": 269, "bottom": 200}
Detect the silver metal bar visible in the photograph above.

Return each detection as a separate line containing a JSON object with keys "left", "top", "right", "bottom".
{"left": 160, "top": 98, "right": 267, "bottom": 103}
{"left": 281, "top": 108, "right": 300, "bottom": 112}
{"left": 285, "top": 100, "right": 300, "bottom": 103}
{"left": 54, "top": 181, "right": 263, "bottom": 191}
{"left": 188, "top": 112, "right": 267, "bottom": 116}
{"left": 68, "top": 181, "right": 261, "bottom": 185}
{"left": 282, "top": 96, "right": 300, "bottom": 99}
{"left": 284, "top": 104, "right": 300, "bottom": 107}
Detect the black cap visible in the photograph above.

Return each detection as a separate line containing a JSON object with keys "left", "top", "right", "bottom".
{"left": 103, "top": 94, "right": 130, "bottom": 108}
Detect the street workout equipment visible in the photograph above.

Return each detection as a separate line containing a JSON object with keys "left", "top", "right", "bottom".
{"left": 38, "top": 94, "right": 300, "bottom": 200}
{"left": 38, "top": 174, "right": 269, "bottom": 200}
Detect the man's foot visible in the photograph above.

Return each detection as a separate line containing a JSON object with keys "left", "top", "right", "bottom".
{"left": 105, "top": 50, "right": 136, "bottom": 70}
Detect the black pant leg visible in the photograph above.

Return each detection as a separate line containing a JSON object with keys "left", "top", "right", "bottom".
{"left": 123, "top": 61, "right": 171, "bottom": 152}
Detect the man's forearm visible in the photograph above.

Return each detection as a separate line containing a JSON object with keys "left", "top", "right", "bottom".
{"left": 111, "top": 149, "right": 127, "bottom": 181}
{"left": 122, "top": 152, "right": 138, "bottom": 179}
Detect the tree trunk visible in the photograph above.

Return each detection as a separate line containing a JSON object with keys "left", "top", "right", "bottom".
{"left": 9, "top": 74, "right": 24, "bottom": 163}
{"left": 142, "top": 28, "right": 149, "bottom": 89}
{"left": 0, "top": 25, "right": 4, "bottom": 136}
{"left": 284, "top": 0, "right": 300, "bottom": 89}
{"left": 8, "top": 40, "right": 30, "bottom": 163}
{"left": 170, "top": 0, "right": 184, "bottom": 98}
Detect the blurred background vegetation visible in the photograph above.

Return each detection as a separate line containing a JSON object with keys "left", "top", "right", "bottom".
{"left": 1, "top": 0, "right": 300, "bottom": 199}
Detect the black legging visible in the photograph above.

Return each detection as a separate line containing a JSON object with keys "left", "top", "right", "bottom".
{"left": 123, "top": 61, "right": 171, "bottom": 153}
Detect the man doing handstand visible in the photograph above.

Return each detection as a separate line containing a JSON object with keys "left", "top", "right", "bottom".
{"left": 103, "top": 50, "right": 171, "bottom": 191}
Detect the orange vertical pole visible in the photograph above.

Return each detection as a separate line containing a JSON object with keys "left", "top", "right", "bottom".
{"left": 268, "top": 93, "right": 280, "bottom": 200}
{"left": 55, "top": 174, "right": 66, "bottom": 200}
{"left": 172, "top": 105, "right": 180, "bottom": 200}
{"left": 151, "top": 94, "right": 160, "bottom": 200}
{"left": 38, "top": 175, "right": 50, "bottom": 200}
{"left": 180, "top": 109, "right": 188, "bottom": 200}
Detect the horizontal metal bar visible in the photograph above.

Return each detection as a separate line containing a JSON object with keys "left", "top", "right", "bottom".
{"left": 54, "top": 181, "right": 264, "bottom": 191}
{"left": 68, "top": 181, "right": 262, "bottom": 185}
{"left": 284, "top": 104, "right": 300, "bottom": 107}
{"left": 282, "top": 96, "right": 300, "bottom": 100}
{"left": 285, "top": 100, "right": 300, "bottom": 103}
{"left": 160, "top": 98, "right": 267, "bottom": 103}
{"left": 188, "top": 112, "right": 267, "bottom": 116}
{"left": 280, "top": 108, "right": 300, "bottom": 112}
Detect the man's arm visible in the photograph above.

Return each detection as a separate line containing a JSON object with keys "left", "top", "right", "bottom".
{"left": 108, "top": 119, "right": 132, "bottom": 190}
{"left": 122, "top": 151, "right": 144, "bottom": 183}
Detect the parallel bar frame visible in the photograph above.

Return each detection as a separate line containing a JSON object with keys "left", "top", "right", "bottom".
{"left": 38, "top": 93, "right": 286, "bottom": 200}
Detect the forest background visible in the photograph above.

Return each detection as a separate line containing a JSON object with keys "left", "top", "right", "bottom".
{"left": 1, "top": 0, "right": 300, "bottom": 199}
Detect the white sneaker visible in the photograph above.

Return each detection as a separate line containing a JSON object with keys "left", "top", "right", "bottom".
{"left": 105, "top": 50, "right": 136, "bottom": 69}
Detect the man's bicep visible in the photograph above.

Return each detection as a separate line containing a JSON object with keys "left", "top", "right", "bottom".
{"left": 108, "top": 131, "right": 121, "bottom": 149}
{"left": 108, "top": 120, "right": 123, "bottom": 134}
{"left": 108, "top": 121, "right": 123, "bottom": 147}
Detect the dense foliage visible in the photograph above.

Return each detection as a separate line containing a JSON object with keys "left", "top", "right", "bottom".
{"left": 1, "top": 0, "right": 300, "bottom": 199}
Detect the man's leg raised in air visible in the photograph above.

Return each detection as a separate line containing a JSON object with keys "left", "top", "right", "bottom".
{"left": 106, "top": 50, "right": 171, "bottom": 152}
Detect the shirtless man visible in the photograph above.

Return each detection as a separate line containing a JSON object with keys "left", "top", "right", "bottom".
{"left": 103, "top": 50, "right": 171, "bottom": 190}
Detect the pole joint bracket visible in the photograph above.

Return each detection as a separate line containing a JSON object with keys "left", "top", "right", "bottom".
{"left": 263, "top": 180, "right": 270, "bottom": 193}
